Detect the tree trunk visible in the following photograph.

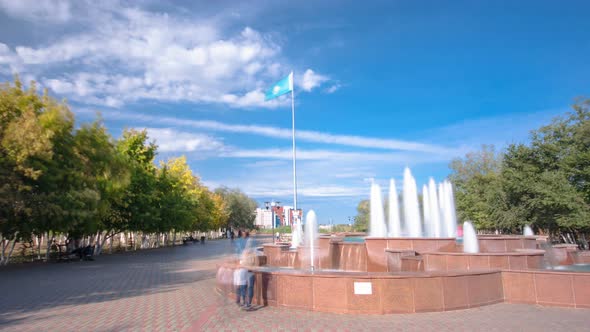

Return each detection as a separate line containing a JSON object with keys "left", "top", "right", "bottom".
{"left": 3, "top": 238, "right": 17, "bottom": 266}
{"left": 1, "top": 236, "right": 5, "bottom": 265}
{"left": 172, "top": 231, "right": 177, "bottom": 247}
{"left": 561, "top": 233, "right": 567, "bottom": 243}
{"left": 100, "top": 232, "right": 108, "bottom": 253}
{"left": 567, "top": 232, "right": 574, "bottom": 244}
{"left": 94, "top": 232, "right": 102, "bottom": 255}
{"left": 45, "top": 232, "right": 53, "bottom": 262}
{"left": 37, "top": 234, "right": 42, "bottom": 260}
{"left": 109, "top": 236, "right": 113, "bottom": 254}
{"left": 120, "top": 232, "right": 127, "bottom": 251}
{"left": 96, "top": 231, "right": 110, "bottom": 256}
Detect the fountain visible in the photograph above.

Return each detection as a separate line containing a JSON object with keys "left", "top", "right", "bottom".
{"left": 369, "top": 182, "right": 387, "bottom": 237}
{"left": 291, "top": 218, "right": 303, "bottom": 249}
{"left": 220, "top": 167, "right": 590, "bottom": 315}
{"left": 427, "top": 178, "right": 441, "bottom": 237}
{"left": 387, "top": 179, "right": 401, "bottom": 237}
{"left": 422, "top": 184, "right": 431, "bottom": 237}
{"left": 443, "top": 181, "right": 457, "bottom": 237}
{"left": 462, "top": 221, "right": 479, "bottom": 253}
{"left": 370, "top": 169, "right": 456, "bottom": 239}
{"left": 304, "top": 210, "right": 319, "bottom": 270}
{"left": 403, "top": 167, "right": 422, "bottom": 237}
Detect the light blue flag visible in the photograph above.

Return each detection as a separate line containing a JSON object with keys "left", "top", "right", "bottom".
{"left": 265, "top": 72, "right": 293, "bottom": 101}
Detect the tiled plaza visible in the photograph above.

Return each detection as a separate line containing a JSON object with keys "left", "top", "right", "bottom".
{"left": 1, "top": 237, "right": 589, "bottom": 332}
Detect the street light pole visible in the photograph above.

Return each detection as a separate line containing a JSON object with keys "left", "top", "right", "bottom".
{"left": 272, "top": 207, "right": 275, "bottom": 244}
{"left": 265, "top": 201, "right": 274, "bottom": 244}
{"left": 274, "top": 202, "right": 281, "bottom": 243}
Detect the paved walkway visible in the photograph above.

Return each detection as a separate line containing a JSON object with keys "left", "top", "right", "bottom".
{"left": 1, "top": 236, "right": 589, "bottom": 332}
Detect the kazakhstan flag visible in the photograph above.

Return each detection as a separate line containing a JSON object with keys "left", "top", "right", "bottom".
{"left": 265, "top": 72, "right": 293, "bottom": 101}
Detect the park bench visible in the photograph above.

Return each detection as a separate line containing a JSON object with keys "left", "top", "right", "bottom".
{"left": 57, "top": 245, "right": 95, "bottom": 262}
{"left": 182, "top": 236, "right": 198, "bottom": 245}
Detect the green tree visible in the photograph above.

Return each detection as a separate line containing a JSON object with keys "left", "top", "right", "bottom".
{"left": 215, "top": 187, "right": 257, "bottom": 229}
{"left": 116, "top": 129, "right": 160, "bottom": 248}
{"left": 449, "top": 144, "right": 504, "bottom": 231}
{"left": 75, "top": 120, "right": 130, "bottom": 254}
{"left": 501, "top": 99, "right": 590, "bottom": 238}
{"left": 0, "top": 79, "right": 56, "bottom": 264}
{"left": 353, "top": 199, "right": 369, "bottom": 232}
{"left": 158, "top": 157, "right": 198, "bottom": 235}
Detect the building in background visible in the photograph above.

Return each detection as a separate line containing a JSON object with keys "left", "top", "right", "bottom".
{"left": 254, "top": 202, "right": 303, "bottom": 229}
{"left": 254, "top": 208, "right": 273, "bottom": 229}
{"left": 288, "top": 208, "right": 303, "bottom": 227}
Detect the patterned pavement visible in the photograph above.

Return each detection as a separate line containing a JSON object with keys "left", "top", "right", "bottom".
{"left": 1, "top": 236, "right": 589, "bottom": 332}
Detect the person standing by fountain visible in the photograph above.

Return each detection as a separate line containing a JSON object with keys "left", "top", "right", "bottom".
{"left": 233, "top": 265, "right": 248, "bottom": 307}
{"left": 243, "top": 269, "right": 256, "bottom": 311}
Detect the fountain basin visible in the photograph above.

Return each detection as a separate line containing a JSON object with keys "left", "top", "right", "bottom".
{"left": 218, "top": 263, "right": 504, "bottom": 314}
{"left": 503, "top": 269, "right": 590, "bottom": 308}
{"left": 420, "top": 250, "right": 545, "bottom": 271}
{"left": 365, "top": 237, "right": 456, "bottom": 272}
{"left": 224, "top": 235, "right": 590, "bottom": 314}
{"left": 476, "top": 235, "right": 538, "bottom": 252}
{"left": 342, "top": 236, "right": 365, "bottom": 243}
{"left": 548, "top": 263, "right": 590, "bottom": 272}
{"left": 218, "top": 261, "right": 590, "bottom": 313}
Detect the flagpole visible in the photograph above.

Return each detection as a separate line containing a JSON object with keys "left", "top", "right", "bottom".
{"left": 290, "top": 72, "right": 298, "bottom": 217}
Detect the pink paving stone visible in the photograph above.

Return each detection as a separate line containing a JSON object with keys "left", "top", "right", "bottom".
{"left": 0, "top": 237, "right": 589, "bottom": 332}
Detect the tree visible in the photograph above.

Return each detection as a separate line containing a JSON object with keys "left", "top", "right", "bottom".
{"left": 0, "top": 75, "right": 248, "bottom": 264}
{"left": 449, "top": 145, "right": 504, "bottom": 231}
{"left": 353, "top": 199, "right": 369, "bottom": 232}
{"left": 210, "top": 192, "right": 229, "bottom": 230}
{"left": 158, "top": 157, "right": 198, "bottom": 235}
{"left": 501, "top": 99, "right": 590, "bottom": 238}
{"left": 75, "top": 120, "right": 130, "bottom": 254}
{"left": 0, "top": 77, "right": 100, "bottom": 263}
{"left": 0, "top": 79, "right": 55, "bottom": 264}
{"left": 215, "top": 187, "right": 257, "bottom": 229}
{"left": 116, "top": 129, "right": 160, "bottom": 248}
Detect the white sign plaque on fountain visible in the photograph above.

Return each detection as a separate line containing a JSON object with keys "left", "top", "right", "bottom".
{"left": 353, "top": 282, "right": 373, "bottom": 295}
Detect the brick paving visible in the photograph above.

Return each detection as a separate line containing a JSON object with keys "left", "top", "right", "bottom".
{"left": 1, "top": 236, "right": 589, "bottom": 332}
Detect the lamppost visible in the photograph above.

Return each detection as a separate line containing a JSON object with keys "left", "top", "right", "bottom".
{"left": 265, "top": 201, "right": 281, "bottom": 243}
{"left": 264, "top": 201, "right": 272, "bottom": 243}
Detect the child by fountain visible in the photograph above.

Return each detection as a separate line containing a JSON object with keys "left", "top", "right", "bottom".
{"left": 242, "top": 270, "right": 255, "bottom": 311}
{"left": 233, "top": 265, "right": 248, "bottom": 306}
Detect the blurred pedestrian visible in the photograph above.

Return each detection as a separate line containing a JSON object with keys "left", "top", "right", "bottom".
{"left": 233, "top": 265, "right": 248, "bottom": 307}
{"left": 242, "top": 270, "right": 255, "bottom": 311}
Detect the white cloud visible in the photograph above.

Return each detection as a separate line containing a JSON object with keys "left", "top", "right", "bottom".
{"left": 144, "top": 128, "right": 225, "bottom": 153}
{"left": 0, "top": 43, "right": 22, "bottom": 73}
{"left": 0, "top": 0, "right": 71, "bottom": 23}
{"left": 0, "top": 2, "right": 332, "bottom": 109}
{"left": 96, "top": 110, "right": 458, "bottom": 154}
{"left": 299, "top": 69, "right": 329, "bottom": 92}
{"left": 136, "top": 126, "right": 448, "bottom": 164}
{"left": 325, "top": 84, "right": 341, "bottom": 93}
{"left": 245, "top": 183, "right": 366, "bottom": 198}
{"left": 221, "top": 148, "right": 446, "bottom": 163}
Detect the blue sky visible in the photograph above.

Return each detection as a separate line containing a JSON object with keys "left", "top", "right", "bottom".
{"left": 1, "top": 0, "right": 589, "bottom": 224}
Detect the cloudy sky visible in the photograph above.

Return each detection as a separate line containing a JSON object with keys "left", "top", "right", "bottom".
{"left": 1, "top": 0, "right": 589, "bottom": 224}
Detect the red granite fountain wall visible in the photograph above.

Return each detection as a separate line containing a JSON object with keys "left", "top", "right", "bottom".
{"left": 218, "top": 235, "right": 590, "bottom": 314}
